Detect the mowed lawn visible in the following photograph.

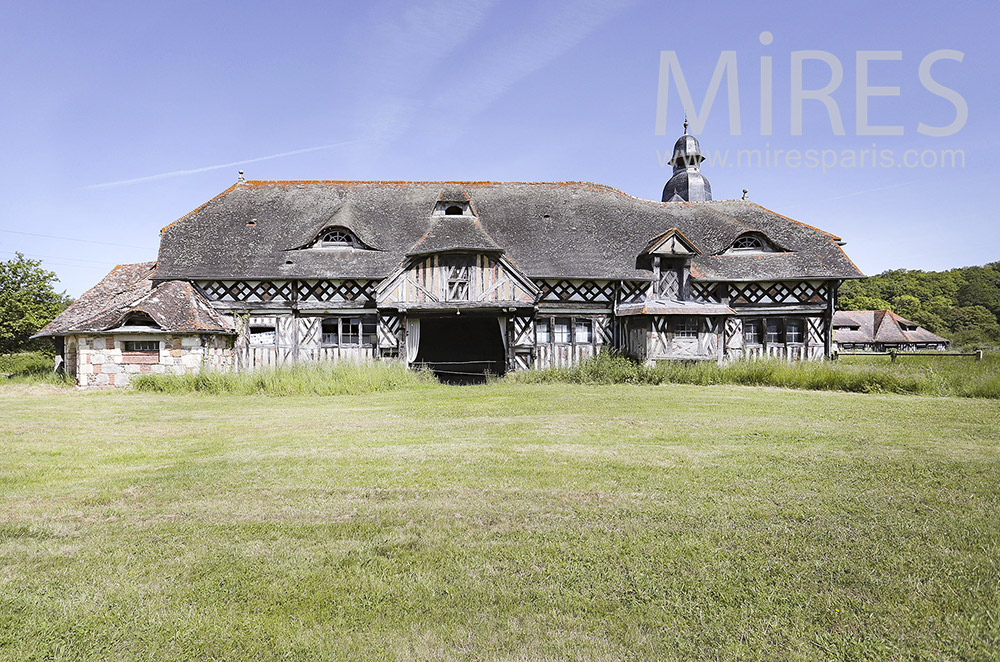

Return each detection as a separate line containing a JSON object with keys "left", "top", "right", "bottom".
{"left": 1, "top": 383, "right": 998, "bottom": 661}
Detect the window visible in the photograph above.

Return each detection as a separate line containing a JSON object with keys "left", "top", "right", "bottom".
{"left": 121, "top": 313, "right": 159, "bottom": 328}
{"left": 342, "top": 318, "right": 363, "bottom": 345}
{"left": 574, "top": 320, "right": 593, "bottom": 344}
{"left": 743, "top": 320, "right": 761, "bottom": 344}
{"left": 436, "top": 202, "right": 469, "bottom": 215}
{"left": 674, "top": 318, "right": 698, "bottom": 339}
{"left": 536, "top": 319, "right": 550, "bottom": 343}
{"left": 446, "top": 259, "right": 471, "bottom": 300}
{"left": 765, "top": 319, "right": 782, "bottom": 344}
{"left": 658, "top": 266, "right": 681, "bottom": 298}
{"left": 732, "top": 235, "right": 764, "bottom": 250}
{"left": 249, "top": 325, "right": 276, "bottom": 345}
{"left": 553, "top": 318, "right": 571, "bottom": 344}
{"left": 321, "top": 318, "right": 339, "bottom": 345}
{"left": 786, "top": 320, "right": 803, "bottom": 344}
{"left": 315, "top": 226, "right": 358, "bottom": 248}
{"left": 321, "top": 318, "right": 376, "bottom": 346}
{"left": 123, "top": 340, "right": 158, "bottom": 352}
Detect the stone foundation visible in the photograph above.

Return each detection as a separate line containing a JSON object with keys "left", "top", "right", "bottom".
{"left": 68, "top": 334, "right": 233, "bottom": 388}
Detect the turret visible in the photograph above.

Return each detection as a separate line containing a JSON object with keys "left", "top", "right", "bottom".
{"left": 661, "top": 120, "right": 712, "bottom": 202}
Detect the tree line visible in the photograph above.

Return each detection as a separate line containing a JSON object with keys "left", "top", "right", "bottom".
{"left": 839, "top": 263, "right": 1000, "bottom": 347}
{"left": 0, "top": 253, "right": 72, "bottom": 355}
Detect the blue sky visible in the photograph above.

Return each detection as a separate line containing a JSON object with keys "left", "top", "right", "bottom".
{"left": 1, "top": 0, "right": 995, "bottom": 296}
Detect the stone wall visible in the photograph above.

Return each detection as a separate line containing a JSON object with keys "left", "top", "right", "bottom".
{"left": 70, "top": 334, "right": 233, "bottom": 388}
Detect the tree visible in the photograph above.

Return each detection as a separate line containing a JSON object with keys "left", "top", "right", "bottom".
{"left": 891, "top": 294, "right": 921, "bottom": 319}
{"left": 0, "top": 253, "right": 73, "bottom": 354}
{"left": 840, "top": 294, "right": 893, "bottom": 312}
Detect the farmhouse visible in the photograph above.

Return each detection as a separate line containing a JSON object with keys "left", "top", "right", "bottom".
{"left": 832, "top": 310, "right": 950, "bottom": 352}
{"left": 36, "top": 128, "right": 863, "bottom": 386}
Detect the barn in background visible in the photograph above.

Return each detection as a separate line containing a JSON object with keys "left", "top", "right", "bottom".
{"left": 36, "top": 128, "right": 863, "bottom": 386}
{"left": 833, "top": 310, "right": 950, "bottom": 352}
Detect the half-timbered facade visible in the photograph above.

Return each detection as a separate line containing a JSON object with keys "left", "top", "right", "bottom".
{"left": 833, "top": 310, "right": 950, "bottom": 352}
{"left": 37, "top": 130, "right": 864, "bottom": 385}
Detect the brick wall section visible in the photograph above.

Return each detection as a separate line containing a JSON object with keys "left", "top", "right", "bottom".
{"left": 71, "top": 334, "right": 233, "bottom": 388}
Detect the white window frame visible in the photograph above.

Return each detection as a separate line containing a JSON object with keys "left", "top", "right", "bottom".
{"left": 785, "top": 320, "right": 804, "bottom": 344}
{"left": 321, "top": 317, "right": 377, "bottom": 347}
{"left": 249, "top": 326, "right": 276, "bottom": 345}
{"left": 314, "top": 226, "right": 360, "bottom": 249}
{"left": 536, "top": 319, "right": 550, "bottom": 344}
{"left": 765, "top": 319, "right": 782, "bottom": 344}
{"left": 673, "top": 317, "right": 699, "bottom": 339}
{"left": 123, "top": 340, "right": 159, "bottom": 352}
{"left": 552, "top": 318, "right": 571, "bottom": 345}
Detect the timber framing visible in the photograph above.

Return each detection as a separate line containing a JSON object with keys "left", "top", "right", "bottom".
{"left": 37, "top": 132, "right": 865, "bottom": 385}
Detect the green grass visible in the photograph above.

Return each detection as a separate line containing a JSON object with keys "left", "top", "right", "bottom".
{"left": 507, "top": 351, "right": 1000, "bottom": 399}
{"left": 0, "top": 351, "right": 72, "bottom": 386}
{"left": 0, "top": 382, "right": 998, "bottom": 660}
{"left": 132, "top": 360, "right": 436, "bottom": 395}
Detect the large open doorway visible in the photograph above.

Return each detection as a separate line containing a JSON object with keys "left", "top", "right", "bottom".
{"left": 414, "top": 316, "right": 506, "bottom": 384}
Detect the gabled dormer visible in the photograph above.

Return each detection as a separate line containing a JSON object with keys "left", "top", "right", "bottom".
{"left": 433, "top": 187, "right": 473, "bottom": 217}
{"left": 643, "top": 228, "right": 700, "bottom": 257}
{"left": 640, "top": 229, "right": 700, "bottom": 301}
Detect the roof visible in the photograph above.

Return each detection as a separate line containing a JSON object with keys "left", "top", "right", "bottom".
{"left": 154, "top": 180, "right": 863, "bottom": 283}
{"left": 408, "top": 215, "right": 502, "bottom": 256}
{"left": 832, "top": 310, "right": 950, "bottom": 345}
{"left": 33, "top": 262, "right": 234, "bottom": 337}
{"left": 617, "top": 299, "right": 734, "bottom": 316}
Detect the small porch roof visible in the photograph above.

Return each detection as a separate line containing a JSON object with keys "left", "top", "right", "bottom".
{"left": 616, "top": 299, "right": 734, "bottom": 316}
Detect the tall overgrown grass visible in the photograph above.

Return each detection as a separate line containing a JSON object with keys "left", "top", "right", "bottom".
{"left": 505, "top": 351, "right": 1000, "bottom": 399}
{"left": 131, "top": 361, "right": 437, "bottom": 396}
{"left": 0, "top": 351, "right": 73, "bottom": 386}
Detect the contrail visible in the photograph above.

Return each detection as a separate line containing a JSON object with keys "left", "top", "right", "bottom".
{"left": 82, "top": 140, "right": 361, "bottom": 190}
{"left": 827, "top": 180, "right": 917, "bottom": 201}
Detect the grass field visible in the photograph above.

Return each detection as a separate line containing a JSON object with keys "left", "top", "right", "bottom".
{"left": 1, "top": 380, "right": 998, "bottom": 660}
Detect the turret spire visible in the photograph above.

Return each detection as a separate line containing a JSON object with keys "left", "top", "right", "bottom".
{"left": 661, "top": 121, "right": 712, "bottom": 202}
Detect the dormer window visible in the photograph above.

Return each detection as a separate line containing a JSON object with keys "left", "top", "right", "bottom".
{"left": 311, "top": 226, "right": 368, "bottom": 249}
{"left": 726, "top": 232, "right": 777, "bottom": 254}
{"left": 118, "top": 312, "right": 160, "bottom": 329}
{"left": 318, "top": 227, "right": 356, "bottom": 247}
{"left": 733, "top": 235, "right": 763, "bottom": 250}
{"left": 434, "top": 201, "right": 471, "bottom": 216}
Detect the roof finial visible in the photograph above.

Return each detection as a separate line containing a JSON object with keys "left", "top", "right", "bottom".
{"left": 237, "top": 170, "right": 246, "bottom": 184}
{"left": 742, "top": 188, "right": 749, "bottom": 200}
{"left": 683, "top": 115, "right": 689, "bottom": 134}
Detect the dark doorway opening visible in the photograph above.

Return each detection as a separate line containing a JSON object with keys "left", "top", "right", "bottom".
{"left": 415, "top": 316, "right": 506, "bottom": 384}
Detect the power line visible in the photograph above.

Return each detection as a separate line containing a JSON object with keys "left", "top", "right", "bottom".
{"left": 0, "top": 228, "right": 155, "bottom": 250}
{"left": 32, "top": 261, "right": 108, "bottom": 271}
{"left": 0, "top": 250, "right": 111, "bottom": 265}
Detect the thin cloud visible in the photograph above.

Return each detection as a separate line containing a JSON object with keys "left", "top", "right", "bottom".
{"left": 433, "top": 0, "right": 639, "bottom": 119}
{"left": 828, "top": 180, "right": 918, "bottom": 201}
{"left": 352, "top": 0, "right": 497, "bottom": 149}
{"left": 82, "top": 140, "right": 362, "bottom": 190}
